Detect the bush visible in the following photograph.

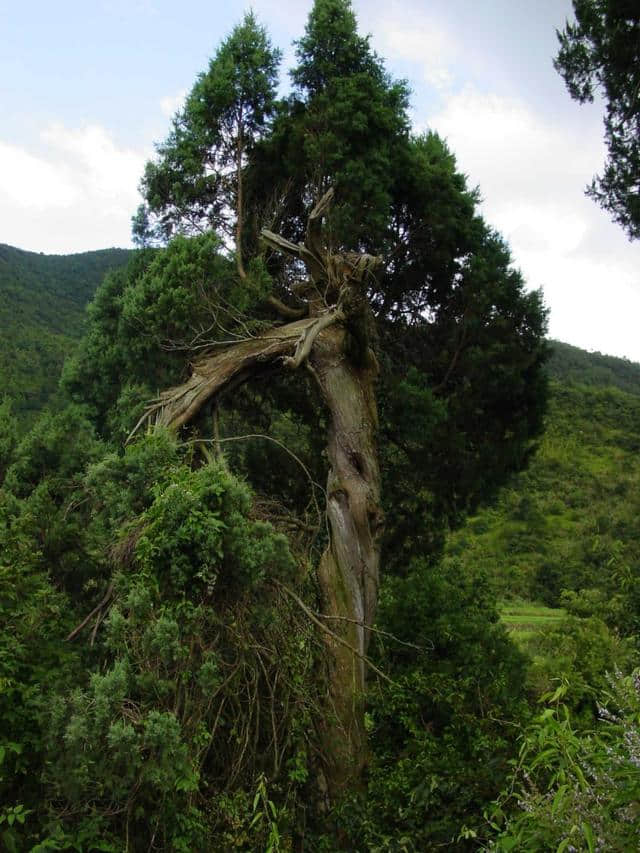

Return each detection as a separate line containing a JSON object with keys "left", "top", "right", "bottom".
{"left": 486, "top": 671, "right": 640, "bottom": 852}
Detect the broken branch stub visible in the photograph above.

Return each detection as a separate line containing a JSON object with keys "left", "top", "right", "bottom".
{"left": 130, "top": 191, "right": 386, "bottom": 798}
{"left": 128, "top": 318, "right": 317, "bottom": 438}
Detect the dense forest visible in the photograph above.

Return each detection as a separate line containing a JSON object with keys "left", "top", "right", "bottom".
{"left": 0, "top": 244, "right": 130, "bottom": 422}
{"left": 1, "top": 1, "right": 638, "bottom": 850}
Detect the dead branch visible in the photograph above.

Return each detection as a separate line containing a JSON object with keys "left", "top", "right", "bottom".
{"left": 314, "top": 614, "right": 432, "bottom": 653}
{"left": 66, "top": 582, "right": 114, "bottom": 642}
{"left": 273, "top": 581, "right": 394, "bottom": 686}
{"left": 283, "top": 305, "right": 345, "bottom": 369}
{"left": 306, "top": 188, "right": 334, "bottom": 261}
{"left": 266, "top": 294, "right": 307, "bottom": 320}
{"left": 127, "top": 317, "right": 317, "bottom": 439}
{"left": 261, "top": 189, "right": 334, "bottom": 286}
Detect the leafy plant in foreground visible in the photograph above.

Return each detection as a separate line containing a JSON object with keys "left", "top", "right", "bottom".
{"left": 486, "top": 672, "right": 640, "bottom": 852}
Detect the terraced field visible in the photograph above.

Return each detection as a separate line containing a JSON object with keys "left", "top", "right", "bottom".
{"left": 500, "top": 601, "right": 565, "bottom": 647}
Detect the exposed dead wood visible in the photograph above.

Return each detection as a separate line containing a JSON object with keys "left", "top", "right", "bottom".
{"left": 266, "top": 294, "right": 307, "bottom": 320}
{"left": 66, "top": 582, "right": 114, "bottom": 642}
{"left": 128, "top": 318, "right": 317, "bottom": 437}
{"left": 283, "top": 305, "right": 345, "bottom": 369}
{"left": 133, "top": 188, "right": 386, "bottom": 799}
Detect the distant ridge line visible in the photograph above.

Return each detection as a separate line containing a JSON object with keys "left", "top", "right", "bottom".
{"left": 547, "top": 339, "right": 640, "bottom": 398}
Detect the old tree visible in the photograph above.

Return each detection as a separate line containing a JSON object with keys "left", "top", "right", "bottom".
{"left": 132, "top": 0, "right": 546, "bottom": 791}
{"left": 135, "top": 188, "right": 385, "bottom": 793}
{"left": 41, "top": 0, "right": 548, "bottom": 844}
{"left": 123, "top": 0, "right": 547, "bottom": 797}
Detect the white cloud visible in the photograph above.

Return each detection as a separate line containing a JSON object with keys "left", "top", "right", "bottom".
{"left": 160, "top": 90, "right": 187, "bottom": 118}
{"left": 0, "top": 123, "right": 149, "bottom": 253}
{"left": 368, "top": 6, "right": 457, "bottom": 92}
{"left": 43, "top": 123, "right": 144, "bottom": 209}
{"left": 429, "top": 88, "right": 640, "bottom": 361}
{"left": 0, "top": 141, "right": 80, "bottom": 209}
{"left": 539, "top": 254, "right": 640, "bottom": 362}
{"left": 429, "top": 89, "right": 604, "bottom": 214}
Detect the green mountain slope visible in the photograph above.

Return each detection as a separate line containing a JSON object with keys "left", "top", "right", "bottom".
{"left": 0, "top": 243, "right": 130, "bottom": 419}
{"left": 547, "top": 339, "right": 640, "bottom": 396}
{"left": 447, "top": 341, "right": 640, "bottom": 637}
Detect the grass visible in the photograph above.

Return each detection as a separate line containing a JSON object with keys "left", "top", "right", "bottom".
{"left": 500, "top": 601, "right": 565, "bottom": 647}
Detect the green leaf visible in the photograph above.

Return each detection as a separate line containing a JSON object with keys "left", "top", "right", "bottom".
{"left": 582, "top": 822, "right": 595, "bottom": 853}
{"left": 551, "top": 784, "right": 568, "bottom": 815}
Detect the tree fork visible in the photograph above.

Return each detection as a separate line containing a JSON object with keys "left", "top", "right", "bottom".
{"left": 133, "top": 191, "right": 384, "bottom": 798}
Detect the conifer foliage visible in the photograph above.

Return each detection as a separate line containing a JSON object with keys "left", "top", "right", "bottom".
{"left": 555, "top": 0, "right": 640, "bottom": 239}
{"left": 134, "top": 10, "right": 281, "bottom": 256}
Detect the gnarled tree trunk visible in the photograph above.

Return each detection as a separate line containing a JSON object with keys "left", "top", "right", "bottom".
{"left": 311, "top": 322, "right": 382, "bottom": 792}
{"left": 134, "top": 190, "right": 384, "bottom": 799}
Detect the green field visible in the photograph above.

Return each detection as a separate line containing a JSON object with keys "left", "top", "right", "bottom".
{"left": 500, "top": 601, "right": 565, "bottom": 646}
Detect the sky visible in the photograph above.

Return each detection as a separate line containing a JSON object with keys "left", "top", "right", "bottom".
{"left": 2, "top": 0, "right": 639, "bottom": 361}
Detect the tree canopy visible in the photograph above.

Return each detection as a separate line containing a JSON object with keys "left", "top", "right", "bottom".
{"left": 134, "top": 9, "right": 281, "bottom": 262}
{"left": 555, "top": 0, "right": 640, "bottom": 238}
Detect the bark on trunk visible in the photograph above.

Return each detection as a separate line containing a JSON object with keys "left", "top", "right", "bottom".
{"left": 133, "top": 190, "right": 384, "bottom": 801}
{"left": 310, "top": 324, "right": 382, "bottom": 794}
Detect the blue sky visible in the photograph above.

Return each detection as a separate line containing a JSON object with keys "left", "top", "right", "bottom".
{"left": 2, "top": 0, "right": 639, "bottom": 360}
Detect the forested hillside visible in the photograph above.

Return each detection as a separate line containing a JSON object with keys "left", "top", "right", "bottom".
{"left": 0, "top": 244, "right": 130, "bottom": 420}
{"left": 547, "top": 339, "right": 640, "bottom": 395}
{"left": 449, "top": 342, "right": 640, "bottom": 612}
{"left": 435, "top": 343, "right": 640, "bottom": 849}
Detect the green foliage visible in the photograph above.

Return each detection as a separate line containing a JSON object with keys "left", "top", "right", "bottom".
{"left": 5, "top": 404, "right": 103, "bottom": 499}
{"left": 555, "top": 0, "right": 640, "bottom": 239}
{"left": 526, "top": 616, "right": 637, "bottom": 722}
{"left": 41, "top": 456, "right": 311, "bottom": 851}
{"left": 336, "top": 559, "right": 529, "bottom": 850}
{"left": 137, "top": 11, "right": 281, "bottom": 245}
{"left": 134, "top": 461, "right": 296, "bottom": 595}
{"left": 60, "top": 250, "right": 158, "bottom": 434}
{"left": 487, "top": 672, "right": 640, "bottom": 851}
{"left": 446, "top": 378, "right": 640, "bottom": 641}
{"left": 0, "top": 425, "right": 318, "bottom": 850}
{"left": 380, "top": 230, "right": 548, "bottom": 572}
{"left": 0, "top": 243, "right": 130, "bottom": 423}
{"left": 0, "top": 397, "right": 17, "bottom": 485}
{"left": 120, "top": 234, "right": 270, "bottom": 357}
{"left": 0, "top": 500, "right": 80, "bottom": 852}
{"left": 83, "top": 429, "right": 180, "bottom": 539}
{"left": 63, "top": 236, "right": 271, "bottom": 439}
{"left": 282, "top": 0, "right": 410, "bottom": 248}
{"left": 1, "top": 406, "right": 105, "bottom": 598}
{"left": 432, "top": 345, "right": 640, "bottom": 846}
{"left": 547, "top": 340, "right": 640, "bottom": 396}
